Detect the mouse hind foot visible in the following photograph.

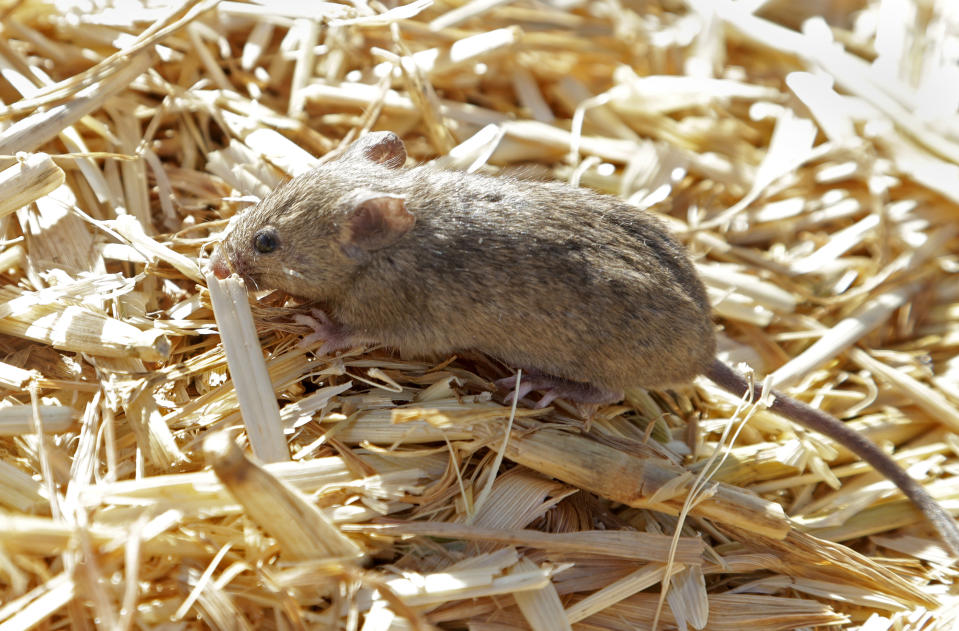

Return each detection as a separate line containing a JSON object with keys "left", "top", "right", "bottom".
{"left": 495, "top": 372, "right": 623, "bottom": 409}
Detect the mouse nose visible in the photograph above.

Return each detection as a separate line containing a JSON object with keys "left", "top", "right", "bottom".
{"left": 210, "top": 250, "right": 232, "bottom": 279}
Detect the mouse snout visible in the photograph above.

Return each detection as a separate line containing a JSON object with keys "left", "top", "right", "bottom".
{"left": 210, "top": 249, "right": 232, "bottom": 279}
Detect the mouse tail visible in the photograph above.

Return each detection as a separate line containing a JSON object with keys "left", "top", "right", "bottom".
{"left": 704, "top": 358, "right": 959, "bottom": 559}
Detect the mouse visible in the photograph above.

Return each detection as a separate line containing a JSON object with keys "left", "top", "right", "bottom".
{"left": 210, "top": 131, "right": 959, "bottom": 557}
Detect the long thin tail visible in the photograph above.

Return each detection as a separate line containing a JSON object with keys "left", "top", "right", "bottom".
{"left": 705, "top": 358, "right": 959, "bottom": 557}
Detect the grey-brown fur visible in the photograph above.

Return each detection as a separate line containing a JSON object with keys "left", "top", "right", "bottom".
{"left": 213, "top": 133, "right": 716, "bottom": 391}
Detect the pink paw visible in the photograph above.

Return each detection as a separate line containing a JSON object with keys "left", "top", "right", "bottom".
{"left": 294, "top": 309, "right": 354, "bottom": 355}
{"left": 495, "top": 373, "right": 622, "bottom": 408}
{"left": 495, "top": 374, "right": 537, "bottom": 403}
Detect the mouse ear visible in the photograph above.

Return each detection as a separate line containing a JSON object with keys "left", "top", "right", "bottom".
{"left": 343, "top": 131, "right": 407, "bottom": 168}
{"left": 339, "top": 193, "right": 414, "bottom": 257}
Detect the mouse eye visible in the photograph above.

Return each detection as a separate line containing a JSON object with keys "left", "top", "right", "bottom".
{"left": 253, "top": 228, "right": 279, "bottom": 254}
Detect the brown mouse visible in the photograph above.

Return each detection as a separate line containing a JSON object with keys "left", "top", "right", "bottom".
{"left": 211, "top": 131, "right": 959, "bottom": 557}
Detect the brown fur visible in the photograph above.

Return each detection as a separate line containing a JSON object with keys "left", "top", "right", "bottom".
{"left": 212, "top": 132, "right": 716, "bottom": 391}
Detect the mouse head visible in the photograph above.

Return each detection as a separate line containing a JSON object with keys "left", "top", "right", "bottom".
{"left": 211, "top": 132, "right": 414, "bottom": 301}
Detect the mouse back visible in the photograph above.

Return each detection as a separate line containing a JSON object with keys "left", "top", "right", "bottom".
{"left": 402, "top": 172, "right": 718, "bottom": 390}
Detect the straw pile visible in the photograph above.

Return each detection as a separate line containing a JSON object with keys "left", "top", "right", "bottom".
{"left": 1, "top": 0, "right": 958, "bottom": 628}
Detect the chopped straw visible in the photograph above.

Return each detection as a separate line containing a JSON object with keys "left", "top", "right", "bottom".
{"left": 1, "top": 0, "right": 958, "bottom": 629}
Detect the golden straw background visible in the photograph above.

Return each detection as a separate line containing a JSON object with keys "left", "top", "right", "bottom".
{"left": 1, "top": 0, "right": 958, "bottom": 629}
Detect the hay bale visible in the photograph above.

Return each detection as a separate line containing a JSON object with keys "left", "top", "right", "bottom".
{"left": 0, "top": 0, "right": 957, "bottom": 628}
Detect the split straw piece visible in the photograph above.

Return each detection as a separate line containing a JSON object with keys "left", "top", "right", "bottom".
{"left": 503, "top": 427, "right": 791, "bottom": 539}
{"left": 429, "top": 0, "right": 512, "bottom": 30}
{"left": 0, "top": 574, "right": 74, "bottom": 631}
{"left": 0, "top": 513, "right": 209, "bottom": 559}
{"left": 206, "top": 273, "right": 287, "bottom": 462}
{"left": 0, "top": 244, "right": 24, "bottom": 272}
{"left": 0, "top": 153, "right": 64, "bottom": 219}
{"left": 770, "top": 281, "right": 921, "bottom": 388}
{"left": 0, "top": 405, "right": 75, "bottom": 435}
{"left": 0, "top": 286, "right": 171, "bottom": 361}
{"left": 0, "top": 51, "right": 154, "bottom": 161}
{"left": 511, "top": 557, "right": 572, "bottom": 631}
{"left": 566, "top": 564, "right": 688, "bottom": 624}
{"left": 0, "top": 362, "right": 33, "bottom": 389}
{"left": 348, "top": 521, "right": 703, "bottom": 564}
{"left": 848, "top": 348, "right": 959, "bottom": 433}
{"left": 203, "top": 432, "right": 365, "bottom": 562}
{"left": 109, "top": 215, "right": 203, "bottom": 282}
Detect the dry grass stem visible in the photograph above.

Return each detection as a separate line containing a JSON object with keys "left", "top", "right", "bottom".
{"left": 0, "top": 153, "right": 64, "bottom": 219}
{"left": 206, "top": 273, "right": 287, "bottom": 462}
{"left": 203, "top": 431, "right": 364, "bottom": 561}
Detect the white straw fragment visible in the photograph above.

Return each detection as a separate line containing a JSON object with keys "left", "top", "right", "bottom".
{"left": 0, "top": 405, "right": 76, "bottom": 435}
{"left": 0, "top": 153, "right": 65, "bottom": 219}
{"left": 206, "top": 272, "right": 288, "bottom": 463}
{"left": 332, "top": 0, "right": 432, "bottom": 26}
{"left": 108, "top": 214, "right": 203, "bottom": 282}
{"left": 429, "top": 0, "right": 511, "bottom": 30}
{"left": 0, "top": 287, "right": 171, "bottom": 361}
{"left": 511, "top": 558, "right": 572, "bottom": 631}
{"left": 0, "top": 361, "right": 33, "bottom": 389}
{"left": 0, "top": 573, "right": 74, "bottom": 631}
{"left": 0, "top": 51, "right": 154, "bottom": 161}
{"left": 705, "top": 108, "right": 818, "bottom": 227}
{"left": 770, "top": 281, "right": 921, "bottom": 388}
{"left": 849, "top": 349, "right": 959, "bottom": 433}
{"left": 203, "top": 432, "right": 364, "bottom": 561}
{"left": 566, "top": 564, "right": 685, "bottom": 624}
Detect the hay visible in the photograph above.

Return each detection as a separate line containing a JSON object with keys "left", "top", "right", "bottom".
{"left": 1, "top": 0, "right": 958, "bottom": 628}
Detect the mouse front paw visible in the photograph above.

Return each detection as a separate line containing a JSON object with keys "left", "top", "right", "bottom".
{"left": 294, "top": 309, "right": 355, "bottom": 355}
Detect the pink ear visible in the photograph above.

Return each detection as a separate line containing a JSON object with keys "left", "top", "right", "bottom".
{"left": 345, "top": 131, "right": 407, "bottom": 168}
{"left": 340, "top": 194, "right": 414, "bottom": 256}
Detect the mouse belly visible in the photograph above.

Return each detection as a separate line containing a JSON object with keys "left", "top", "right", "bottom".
{"left": 484, "top": 337, "right": 716, "bottom": 393}
{"left": 328, "top": 278, "right": 717, "bottom": 396}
